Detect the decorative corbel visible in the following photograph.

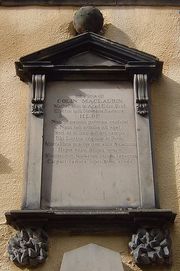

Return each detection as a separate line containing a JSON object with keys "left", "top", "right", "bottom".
{"left": 129, "top": 228, "right": 171, "bottom": 265}
{"left": 32, "top": 74, "right": 46, "bottom": 116}
{"left": 134, "top": 74, "right": 148, "bottom": 116}
{"left": 8, "top": 228, "right": 48, "bottom": 267}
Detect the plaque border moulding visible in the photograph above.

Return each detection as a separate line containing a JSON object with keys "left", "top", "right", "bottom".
{"left": 5, "top": 32, "right": 176, "bottom": 266}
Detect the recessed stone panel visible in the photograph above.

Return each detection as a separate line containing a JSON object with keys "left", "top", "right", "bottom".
{"left": 42, "top": 81, "right": 140, "bottom": 208}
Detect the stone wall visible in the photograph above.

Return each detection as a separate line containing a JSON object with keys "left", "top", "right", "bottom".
{"left": 0, "top": 6, "right": 180, "bottom": 271}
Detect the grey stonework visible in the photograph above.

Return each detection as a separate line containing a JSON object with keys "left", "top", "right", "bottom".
{"left": 8, "top": 228, "right": 48, "bottom": 267}
{"left": 73, "top": 6, "right": 104, "bottom": 34}
{"left": 129, "top": 228, "right": 171, "bottom": 265}
{"left": 134, "top": 74, "right": 149, "bottom": 117}
{"left": 31, "top": 74, "right": 46, "bottom": 117}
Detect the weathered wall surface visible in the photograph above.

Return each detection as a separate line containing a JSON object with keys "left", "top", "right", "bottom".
{"left": 0, "top": 6, "right": 180, "bottom": 271}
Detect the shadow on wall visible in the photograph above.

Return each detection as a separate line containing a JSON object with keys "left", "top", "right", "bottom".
{"left": 151, "top": 75, "right": 180, "bottom": 269}
{"left": 68, "top": 22, "right": 136, "bottom": 49}
{"left": 151, "top": 75, "right": 180, "bottom": 213}
{"left": 0, "top": 154, "right": 12, "bottom": 174}
{"left": 103, "top": 24, "right": 136, "bottom": 48}
{"left": 0, "top": 12, "right": 136, "bottom": 62}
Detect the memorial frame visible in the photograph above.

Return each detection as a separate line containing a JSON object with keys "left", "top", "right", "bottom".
{"left": 6, "top": 32, "right": 176, "bottom": 231}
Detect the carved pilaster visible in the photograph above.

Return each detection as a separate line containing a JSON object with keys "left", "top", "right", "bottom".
{"left": 129, "top": 228, "right": 171, "bottom": 265}
{"left": 32, "top": 74, "right": 45, "bottom": 116}
{"left": 134, "top": 74, "right": 148, "bottom": 116}
{"left": 8, "top": 228, "right": 48, "bottom": 267}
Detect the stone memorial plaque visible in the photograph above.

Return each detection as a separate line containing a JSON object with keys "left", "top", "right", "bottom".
{"left": 42, "top": 81, "right": 140, "bottom": 208}
{"left": 5, "top": 31, "right": 176, "bottom": 266}
{"left": 60, "top": 244, "right": 124, "bottom": 271}
{"left": 6, "top": 31, "right": 176, "bottom": 236}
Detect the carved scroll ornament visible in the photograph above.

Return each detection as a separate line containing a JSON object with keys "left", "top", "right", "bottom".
{"left": 134, "top": 74, "right": 148, "bottom": 116}
{"left": 32, "top": 74, "right": 45, "bottom": 116}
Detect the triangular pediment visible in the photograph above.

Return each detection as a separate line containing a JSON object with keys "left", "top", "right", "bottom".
{"left": 19, "top": 32, "right": 160, "bottom": 65}
{"left": 16, "top": 32, "right": 163, "bottom": 81}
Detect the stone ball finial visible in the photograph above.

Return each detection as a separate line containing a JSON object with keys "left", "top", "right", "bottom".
{"left": 73, "top": 6, "right": 104, "bottom": 34}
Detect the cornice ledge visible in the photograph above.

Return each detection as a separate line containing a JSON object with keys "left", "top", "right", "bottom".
{"left": 1, "top": 0, "right": 180, "bottom": 6}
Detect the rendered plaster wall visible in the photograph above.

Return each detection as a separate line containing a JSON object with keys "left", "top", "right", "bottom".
{"left": 0, "top": 5, "right": 180, "bottom": 271}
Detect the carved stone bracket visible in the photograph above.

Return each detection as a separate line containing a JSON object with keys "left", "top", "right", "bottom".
{"left": 8, "top": 228, "right": 48, "bottom": 267}
{"left": 129, "top": 228, "right": 171, "bottom": 265}
{"left": 32, "top": 74, "right": 45, "bottom": 116}
{"left": 134, "top": 74, "right": 148, "bottom": 116}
